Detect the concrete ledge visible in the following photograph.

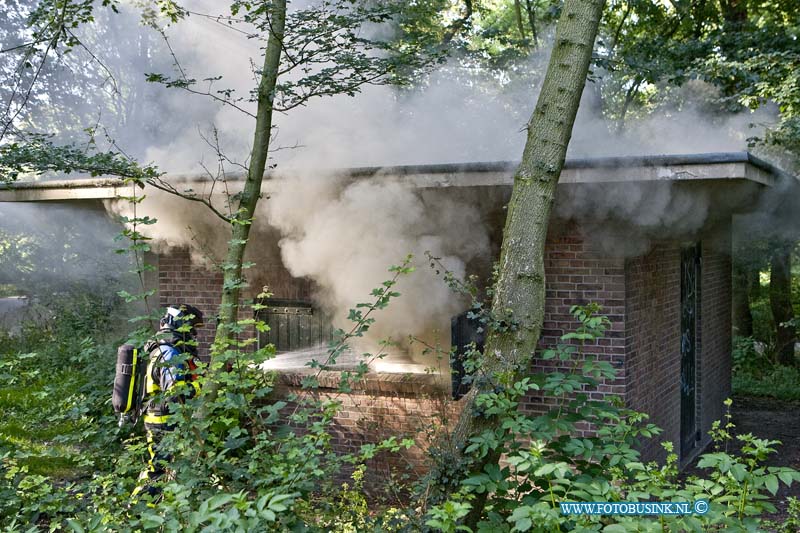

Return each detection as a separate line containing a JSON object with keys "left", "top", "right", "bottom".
{"left": 1, "top": 152, "right": 791, "bottom": 202}
{"left": 0, "top": 178, "right": 134, "bottom": 202}
{"left": 276, "top": 368, "right": 449, "bottom": 395}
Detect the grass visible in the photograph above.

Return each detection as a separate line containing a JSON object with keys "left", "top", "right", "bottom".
{"left": 0, "top": 436, "right": 80, "bottom": 478}
{"left": 0, "top": 298, "right": 141, "bottom": 529}
{"left": 0, "top": 302, "right": 128, "bottom": 486}
{"left": 0, "top": 360, "right": 104, "bottom": 477}
{"left": 0, "top": 420, "right": 82, "bottom": 442}
{"left": 0, "top": 372, "right": 95, "bottom": 478}
{"left": 733, "top": 365, "right": 800, "bottom": 402}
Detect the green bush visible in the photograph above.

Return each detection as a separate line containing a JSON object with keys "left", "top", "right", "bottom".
{"left": 0, "top": 265, "right": 420, "bottom": 532}
{"left": 768, "top": 496, "right": 800, "bottom": 532}
{"left": 732, "top": 335, "right": 772, "bottom": 375}
{"left": 750, "top": 285, "right": 775, "bottom": 345}
{"left": 0, "top": 294, "right": 126, "bottom": 529}
{"left": 732, "top": 330, "right": 800, "bottom": 401}
{"left": 3, "top": 286, "right": 799, "bottom": 531}
{"left": 733, "top": 365, "right": 800, "bottom": 401}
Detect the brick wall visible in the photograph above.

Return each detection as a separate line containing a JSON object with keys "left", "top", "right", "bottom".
{"left": 621, "top": 231, "right": 733, "bottom": 464}
{"left": 246, "top": 231, "right": 312, "bottom": 301}
{"left": 697, "top": 229, "right": 733, "bottom": 455}
{"left": 522, "top": 230, "right": 628, "bottom": 428}
{"left": 276, "top": 371, "right": 461, "bottom": 495}
{"left": 157, "top": 248, "right": 223, "bottom": 360}
{"left": 624, "top": 243, "right": 682, "bottom": 463}
{"left": 154, "top": 247, "right": 313, "bottom": 360}
{"left": 153, "top": 224, "right": 733, "bottom": 475}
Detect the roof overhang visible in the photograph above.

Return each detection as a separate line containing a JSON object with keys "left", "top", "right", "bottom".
{"left": 0, "top": 151, "right": 790, "bottom": 202}
{"left": 0, "top": 177, "right": 134, "bottom": 202}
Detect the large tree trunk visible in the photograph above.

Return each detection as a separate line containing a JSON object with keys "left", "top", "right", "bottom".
{"left": 513, "top": 0, "right": 527, "bottom": 40}
{"left": 427, "top": 0, "right": 605, "bottom": 527}
{"left": 210, "top": 0, "right": 286, "bottom": 364}
{"left": 732, "top": 260, "right": 754, "bottom": 337}
{"left": 720, "top": 0, "right": 748, "bottom": 26}
{"left": 524, "top": 0, "right": 538, "bottom": 46}
{"left": 770, "top": 243, "right": 796, "bottom": 366}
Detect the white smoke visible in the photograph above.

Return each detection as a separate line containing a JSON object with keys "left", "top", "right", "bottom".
{"left": 264, "top": 172, "right": 490, "bottom": 350}
{"left": 11, "top": 1, "right": 790, "bottom": 358}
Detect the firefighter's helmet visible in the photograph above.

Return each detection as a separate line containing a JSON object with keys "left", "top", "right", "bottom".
{"left": 160, "top": 304, "right": 204, "bottom": 335}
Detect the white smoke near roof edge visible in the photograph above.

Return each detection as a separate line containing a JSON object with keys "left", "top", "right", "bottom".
{"left": 11, "top": 1, "right": 789, "bottom": 356}
{"left": 264, "top": 172, "right": 491, "bottom": 350}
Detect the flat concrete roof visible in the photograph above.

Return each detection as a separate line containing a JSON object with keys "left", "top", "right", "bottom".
{"left": 0, "top": 151, "right": 789, "bottom": 202}
{"left": 0, "top": 177, "right": 138, "bottom": 202}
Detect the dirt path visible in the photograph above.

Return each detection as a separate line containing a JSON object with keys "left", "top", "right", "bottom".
{"left": 684, "top": 395, "right": 800, "bottom": 526}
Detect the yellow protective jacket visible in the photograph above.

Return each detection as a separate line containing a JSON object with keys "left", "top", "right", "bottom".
{"left": 143, "top": 341, "right": 200, "bottom": 426}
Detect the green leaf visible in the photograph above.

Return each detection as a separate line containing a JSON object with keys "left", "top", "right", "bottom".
{"left": 730, "top": 463, "right": 748, "bottom": 482}
{"left": 534, "top": 463, "right": 557, "bottom": 476}
{"left": 765, "top": 474, "right": 779, "bottom": 495}
{"left": 141, "top": 514, "right": 165, "bottom": 529}
{"left": 66, "top": 519, "right": 85, "bottom": 533}
{"left": 778, "top": 470, "right": 795, "bottom": 487}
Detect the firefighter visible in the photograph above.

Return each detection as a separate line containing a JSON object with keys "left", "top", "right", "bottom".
{"left": 132, "top": 304, "right": 204, "bottom": 499}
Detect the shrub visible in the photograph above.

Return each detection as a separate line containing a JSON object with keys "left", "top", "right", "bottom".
{"left": 0, "top": 294, "right": 126, "bottom": 529}
{"left": 3, "top": 286, "right": 799, "bottom": 531}
{"left": 732, "top": 332, "right": 800, "bottom": 401}
{"left": 733, "top": 365, "right": 800, "bottom": 401}
{"left": 425, "top": 305, "right": 800, "bottom": 532}
{"left": 19, "top": 265, "right": 418, "bottom": 531}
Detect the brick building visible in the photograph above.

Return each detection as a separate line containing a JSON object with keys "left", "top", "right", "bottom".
{"left": 1, "top": 152, "right": 790, "bottom": 473}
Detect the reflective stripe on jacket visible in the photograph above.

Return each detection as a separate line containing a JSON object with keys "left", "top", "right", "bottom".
{"left": 144, "top": 344, "right": 199, "bottom": 423}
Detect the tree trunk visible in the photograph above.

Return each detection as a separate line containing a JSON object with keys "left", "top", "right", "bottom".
{"left": 732, "top": 260, "right": 754, "bottom": 337}
{"left": 514, "top": 0, "right": 527, "bottom": 40}
{"left": 616, "top": 77, "right": 641, "bottom": 134}
{"left": 210, "top": 0, "right": 286, "bottom": 363}
{"left": 524, "top": 0, "right": 538, "bottom": 46}
{"left": 691, "top": 0, "right": 708, "bottom": 38}
{"left": 720, "top": 0, "right": 747, "bottom": 26}
{"left": 770, "top": 243, "right": 796, "bottom": 366}
{"left": 749, "top": 264, "right": 763, "bottom": 300}
{"left": 442, "top": 0, "right": 473, "bottom": 45}
{"left": 427, "top": 0, "right": 606, "bottom": 526}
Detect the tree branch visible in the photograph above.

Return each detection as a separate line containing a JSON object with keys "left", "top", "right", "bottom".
{"left": 274, "top": 71, "right": 388, "bottom": 112}
{"left": 442, "top": 0, "right": 473, "bottom": 45}
{"left": 524, "top": 0, "right": 538, "bottom": 46}
{"left": 145, "top": 176, "right": 233, "bottom": 223}
{"left": 64, "top": 28, "right": 120, "bottom": 96}
{"left": 154, "top": 28, "right": 256, "bottom": 118}
{"left": 0, "top": 4, "right": 66, "bottom": 140}
{"left": 0, "top": 38, "right": 49, "bottom": 54}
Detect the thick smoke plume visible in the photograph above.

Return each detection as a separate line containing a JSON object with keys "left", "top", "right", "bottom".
{"left": 265, "top": 173, "right": 490, "bottom": 353}
{"left": 109, "top": 6, "right": 781, "bottom": 273}
{"left": 10, "top": 2, "right": 794, "bottom": 364}
{"left": 105, "top": 190, "right": 231, "bottom": 267}
{"left": 106, "top": 172, "right": 492, "bottom": 364}
{"left": 553, "top": 182, "right": 711, "bottom": 257}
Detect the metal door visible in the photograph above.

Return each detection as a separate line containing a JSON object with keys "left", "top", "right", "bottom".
{"left": 257, "top": 299, "right": 335, "bottom": 353}
{"left": 450, "top": 311, "right": 485, "bottom": 400}
{"left": 680, "top": 243, "right": 701, "bottom": 458}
